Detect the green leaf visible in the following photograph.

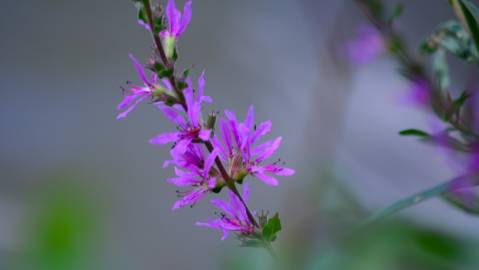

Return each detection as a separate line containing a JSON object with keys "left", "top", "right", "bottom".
{"left": 444, "top": 90, "right": 471, "bottom": 121}
{"left": 177, "top": 80, "right": 188, "bottom": 90}
{"left": 182, "top": 68, "right": 191, "bottom": 78}
{"left": 364, "top": 0, "right": 384, "bottom": 19}
{"left": 458, "top": 0, "right": 479, "bottom": 52}
{"left": 398, "top": 129, "right": 430, "bottom": 138}
{"left": 432, "top": 49, "right": 450, "bottom": 90}
{"left": 391, "top": 3, "right": 403, "bottom": 20}
{"left": 453, "top": 90, "right": 471, "bottom": 108}
{"left": 153, "top": 63, "right": 173, "bottom": 78}
{"left": 262, "top": 213, "right": 281, "bottom": 242}
{"left": 421, "top": 20, "right": 479, "bottom": 62}
{"left": 419, "top": 40, "right": 438, "bottom": 54}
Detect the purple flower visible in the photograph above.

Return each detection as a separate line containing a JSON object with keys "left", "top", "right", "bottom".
{"left": 167, "top": 145, "right": 219, "bottom": 210}
{"left": 161, "top": 0, "right": 192, "bottom": 58}
{"left": 117, "top": 54, "right": 176, "bottom": 120}
{"left": 212, "top": 105, "right": 295, "bottom": 186}
{"left": 468, "top": 145, "right": 479, "bottom": 174}
{"left": 149, "top": 72, "right": 213, "bottom": 153}
{"left": 345, "top": 25, "right": 384, "bottom": 64}
{"left": 161, "top": 0, "right": 192, "bottom": 39}
{"left": 196, "top": 183, "right": 255, "bottom": 240}
{"left": 398, "top": 80, "right": 431, "bottom": 107}
{"left": 116, "top": 54, "right": 157, "bottom": 120}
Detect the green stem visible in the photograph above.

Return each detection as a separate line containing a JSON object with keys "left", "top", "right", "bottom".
{"left": 263, "top": 240, "right": 279, "bottom": 262}
{"left": 361, "top": 176, "right": 465, "bottom": 226}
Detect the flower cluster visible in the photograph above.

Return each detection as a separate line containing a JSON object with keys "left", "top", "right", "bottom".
{"left": 117, "top": 0, "right": 294, "bottom": 241}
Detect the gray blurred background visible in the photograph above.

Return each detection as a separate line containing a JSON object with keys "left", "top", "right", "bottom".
{"left": 1, "top": 0, "right": 479, "bottom": 269}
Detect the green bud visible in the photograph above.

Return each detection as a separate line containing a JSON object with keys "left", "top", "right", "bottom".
{"left": 163, "top": 36, "right": 176, "bottom": 59}
{"left": 206, "top": 112, "right": 217, "bottom": 130}
{"left": 233, "top": 169, "right": 248, "bottom": 184}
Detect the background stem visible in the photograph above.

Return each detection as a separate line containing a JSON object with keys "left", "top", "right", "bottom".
{"left": 361, "top": 176, "right": 468, "bottom": 226}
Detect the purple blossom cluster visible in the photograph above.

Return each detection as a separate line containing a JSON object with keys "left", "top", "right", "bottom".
{"left": 117, "top": 0, "right": 294, "bottom": 240}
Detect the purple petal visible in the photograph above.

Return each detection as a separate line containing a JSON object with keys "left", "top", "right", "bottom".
{"left": 204, "top": 149, "right": 218, "bottom": 173}
{"left": 228, "top": 190, "right": 248, "bottom": 223}
{"left": 211, "top": 136, "right": 228, "bottom": 161}
{"left": 276, "top": 167, "right": 295, "bottom": 176}
{"left": 167, "top": 176, "right": 199, "bottom": 186}
{"left": 256, "top": 137, "right": 282, "bottom": 162}
{"left": 345, "top": 25, "right": 384, "bottom": 64}
{"left": 200, "top": 95, "right": 213, "bottom": 104}
{"left": 172, "top": 187, "right": 207, "bottom": 210}
{"left": 198, "top": 129, "right": 211, "bottom": 141}
{"left": 242, "top": 183, "right": 250, "bottom": 203}
{"left": 251, "top": 120, "right": 272, "bottom": 143}
{"left": 196, "top": 220, "right": 230, "bottom": 240}
{"left": 224, "top": 110, "right": 237, "bottom": 122}
{"left": 251, "top": 139, "right": 272, "bottom": 157}
{"left": 149, "top": 131, "right": 180, "bottom": 145}
{"left": 207, "top": 177, "right": 217, "bottom": 189}
{"left": 157, "top": 103, "right": 187, "bottom": 128}
{"left": 244, "top": 105, "right": 254, "bottom": 130}
{"left": 162, "top": 78, "right": 174, "bottom": 91}
{"left": 137, "top": 19, "right": 151, "bottom": 31}
{"left": 174, "top": 167, "right": 197, "bottom": 178}
{"left": 219, "top": 119, "right": 233, "bottom": 156}
{"left": 129, "top": 54, "right": 152, "bottom": 87}
{"left": 224, "top": 114, "right": 241, "bottom": 149}
{"left": 166, "top": 0, "right": 180, "bottom": 34}
{"left": 174, "top": 138, "right": 193, "bottom": 153}
{"left": 178, "top": 0, "right": 192, "bottom": 36}
{"left": 184, "top": 84, "right": 200, "bottom": 127}
{"left": 116, "top": 95, "right": 148, "bottom": 120}
{"left": 255, "top": 173, "right": 279, "bottom": 186}
{"left": 263, "top": 164, "right": 295, "bottom": 176}
{"left": 210, "top": 198, "right": 235, "bottom": 217}
{"left": 117, "top": 93, "right": 137, "bottom": 111}
{"left": 198, "top": 70, "right": 206, "bottom": 98}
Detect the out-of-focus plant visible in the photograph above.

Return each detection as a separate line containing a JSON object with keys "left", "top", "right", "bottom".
{"left": 308, "top": 221, "right": 479, "bottom": 270}
{"left": 352, "top": 0, "right": 479, "bottom": 223}
{"left": 116, "top": 0, "right": 294, "bottom": 259}
{"left": 19, "top": 180, "right": 99, "bottom": 270}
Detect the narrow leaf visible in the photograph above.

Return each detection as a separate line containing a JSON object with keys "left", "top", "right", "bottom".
{"left": 399, "top": 129, "right": 430, "bottom": 138}
{"left": 458, "top": 0, "right": 479, "bottom": 51}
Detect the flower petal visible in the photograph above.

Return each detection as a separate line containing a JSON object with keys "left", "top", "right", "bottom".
{"left": 263, "top": 164, "right": 295, "bottom": 176}
{"left": 198, "top": 129, "right": 211, "bottom": 141}
{"left": 167, "top": 176, "right": 199, "bottom": 186}
{"left": 256, "top": 137, "right": 282, "bottom": 162}
{"left": 157, "top": 103, "right": 187, "bottom": 128}
{"left": 149, "top": 132, "right": 180, "bottom": 145}
{"left": 219, "top": 119, "right": 233, "bottom": 156}
{"left": 172, "top": 187, "right": 207, "bottom": 210}
{"left": 251, "top": 120, "right": 272, "bottom": 143}
{"left": 204, "top": 149, "right": 219, "bottom": 173}
{"left": 116, "top": 95, "right": 148, "bottom": 120}
{"left": 129, "top": 54, "right": 152, "bottom": 87}
{"left": 178, "top": 0, "right": 192, "bottom": 35}
{"left": 244, "top": 105, "right": 254, "bottom": 130}
{"left": 255, "top": 173, "right": 279, "bottom": 186}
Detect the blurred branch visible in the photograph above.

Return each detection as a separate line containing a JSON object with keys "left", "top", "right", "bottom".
{"left": 354, "top": 0, "right": 478, "bottom": 139}
{"left": 361, "top": 175, "right": 467, "bottom": 226}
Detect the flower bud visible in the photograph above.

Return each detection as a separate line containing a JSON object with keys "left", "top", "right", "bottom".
{"left": 206, "top": 112, "right": 217, "bottom": 130}
{"left": 163, "top": 35, "right": 176, "bottom": 59}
